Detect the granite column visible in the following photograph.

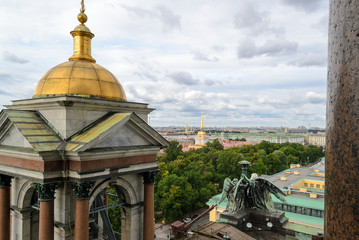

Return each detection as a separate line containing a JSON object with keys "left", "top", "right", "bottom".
{"left": 143, "top": 171, "right": 155, "bottom": 240}
{"left": 0, "top": 175, "right": 11, "bottom": 240}
{"left": 326, "top": 0, "right": 359, "bottom": 238}
{"left": 34, "top": 183, "right": 58, "bottom": 240}
{"left": 72, "top": 182, "right": 94, "bottom": 240}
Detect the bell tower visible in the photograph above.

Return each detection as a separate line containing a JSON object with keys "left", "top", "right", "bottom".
{"left": 0, "top": 1, "right": 168, "bottom": 239}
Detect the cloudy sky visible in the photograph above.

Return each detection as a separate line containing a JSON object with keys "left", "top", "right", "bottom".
{"left": 0, "top": 0, "right": 328, "bottom": 128}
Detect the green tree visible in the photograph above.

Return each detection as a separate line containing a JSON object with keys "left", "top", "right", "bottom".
{"left": 164, "top": 141, "right": 183, "bottom": 162}
{"left": 216, "top": 149, "right": 243, "bottom": 186}
{"left": 249, "top": 158, "right": 267, "bottom": 176}
{"left": 107, "top": 187, "right": 121, "bottom": 239}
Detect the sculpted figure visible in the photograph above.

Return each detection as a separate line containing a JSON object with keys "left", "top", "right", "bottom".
{"left": 219, "top": 173, "right": 287, "bottom": 213}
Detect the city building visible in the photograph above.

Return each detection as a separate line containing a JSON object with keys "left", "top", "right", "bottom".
{"left": 0, "top": 3, "right": 168, "bottom": 240}
{"left": 305, "top": 134, "right": 326, "bottom": 147}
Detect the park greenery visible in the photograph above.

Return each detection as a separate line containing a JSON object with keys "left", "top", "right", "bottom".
{"left": 154, "top": 140, "right": 324, "bottom": 221}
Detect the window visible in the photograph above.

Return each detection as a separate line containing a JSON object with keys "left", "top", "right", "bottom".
{"left": 316, "top": 184, "right": 320, "bottom": 189}
{"left": 304, "top": 183, "right": 308, "bottom": 187}
{"left": 310, "top": 183, "right": 314, "bottom": 188}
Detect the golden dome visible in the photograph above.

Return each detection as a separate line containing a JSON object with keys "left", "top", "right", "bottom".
{"left": 33, "top": 4, "right": 126, "bottom": 101}
{"left": 33, "top": 61, "right": 126, "bottom": 101}
{"left": 197, "top": 131, "right": 207, "bottom": 136}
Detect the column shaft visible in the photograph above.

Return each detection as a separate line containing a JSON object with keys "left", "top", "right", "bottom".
{"left": 0, "top": 186, "right": 10, "bottom": 240}
{"left": 74, "top": 199, "right": 89, "bottom": 240}
{"left": 326, "top": 0, "right": 359, "bottom": 238}
{"left": 143, "top": 183, "right": 154, "bottom": 240}
{"left": 39, "top": 200, "right": 54, "bottom": 240}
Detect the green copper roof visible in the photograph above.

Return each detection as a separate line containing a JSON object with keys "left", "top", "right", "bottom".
{"left": 285, "top": 212, "right": 324, "bottom": 227}
{"left": 4, "top": 110, "right": 62, "bottom": 152}
{"left": 272, "top": 194, "right": 324, "bottom": 210}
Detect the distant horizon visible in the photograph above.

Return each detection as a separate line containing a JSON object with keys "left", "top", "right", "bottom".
{"left": 152, "top": 125, "right": 325, "bottom": 130}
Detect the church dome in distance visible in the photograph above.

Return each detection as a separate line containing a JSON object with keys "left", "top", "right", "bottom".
{"left": 33, "top": 6, "right": 126, "bottom": 101}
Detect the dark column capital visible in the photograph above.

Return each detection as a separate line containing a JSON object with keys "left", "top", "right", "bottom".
{"left": 0, "top": 174, "right": 12, "bottom": 188}
{"left": 71, "top": 182, "right": 94, "bottom": 199}
{"left": 142, "top": 171, "right": 157, "bottom": 184}
{"left": 34, "top": 183, "right": 59, "bottom": 201}
{"left": 33, "top": 183, "right": 59, "bottom": 201}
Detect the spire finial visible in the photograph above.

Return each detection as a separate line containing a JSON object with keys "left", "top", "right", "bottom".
{"left": 78, "top": 0, "right": 88, "bottom": 24}
{"left": 69, "top": 0, "right": 95, "bottom": 62}
{"left": 80, "top": 0, "right": 85, "bottom": 13}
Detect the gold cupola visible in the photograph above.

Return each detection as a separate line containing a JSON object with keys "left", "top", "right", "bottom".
{"left": 33, "top": 2, "right": 126, "bottom": 101}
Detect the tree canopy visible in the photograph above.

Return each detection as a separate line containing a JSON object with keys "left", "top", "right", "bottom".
{"left": 155, "top": 141, "right": 324, "bottom": 221}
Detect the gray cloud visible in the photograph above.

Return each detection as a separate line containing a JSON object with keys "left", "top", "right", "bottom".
{"left": 237, "top": 38, "right": 298, "bottom": 59}
{"left": 280, "top": 0, "right": 323, "bottom": 12}
{"left": 233, "top": 1, "right": 266, "bottom": 29}
{"left": 134, "top": 71, "right": 158, "bottom": 82}
{"left": 0, "top": 90, "right": 13, "bottom": 97}
{"left": 133, "top": 62, "right": 160, "bottom": 82}
{"left": 305, "top": 91, "right": 325, "bottom": 104}
{"left": 168, "top": 71, "right": 199, "bottom": 86}
{"left": 191, "top": 50, "right": 218, "bottom": 62}
{"left": 313, "top": 15, "right": 329, "bottom": 34}
{"left": 204, "top": 79, "right": 215, "bottom": 86}
{"left": 288, "top": 53, "right": 327, "bottom": 67}
{"left": 3, "top": 51, "right": 29, "bottom": 64}
{"left": 257, "top": 95, "right": 303, "bottom": 109}
{"left": 211, "top": 45, "right": 225, "bottom": 52}
{"left": 233, "top": 0, "right": 282, "bottom": 35}
{"left": 0, "top": 73, "right": 14, "bottom": 83}
{"left": 121, "top": 4, "right": 181, "bottom": 32}
{"left": 120, "top": 4, "right": 156, "bottom": 18}
{"left": 155, "top": 5, "right": 181, "bottom": 32}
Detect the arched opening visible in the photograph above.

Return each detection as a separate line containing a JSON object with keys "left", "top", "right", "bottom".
{"left": 89, "top": 185, "right": 126, "bottom": 240}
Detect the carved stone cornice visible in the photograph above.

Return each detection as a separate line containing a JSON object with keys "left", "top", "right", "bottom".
{"left": 0, "top": 174, "right": 12, "bottom": 188}
{"left": 142, "top": 171, "right": 157, "bottom": 184}
{"left": 33, "top": 183, "right": 59, "bottom": 201}
{"left": 71, "top": 182, "right": 94, "bottom": 199}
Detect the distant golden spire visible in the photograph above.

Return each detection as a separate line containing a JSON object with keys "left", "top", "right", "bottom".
{"left": 69, "top": 0, "right": 96, "bottom": 63}
{"left": 185, "top": 120, "right": 188, "bottom": 135}
{"left": 201, "top": 112, "right": 204, "bottom": 130}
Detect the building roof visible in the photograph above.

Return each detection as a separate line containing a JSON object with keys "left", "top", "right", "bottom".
{"left": 0, "top": 110, "right": 169, "bottom": 153}
{"left": 264, "top": 165, "right": 325, "bottom": 191}
{"left": 0, "top": 110, "right": 62, "bottom": 152}
{"left": 285, "top": 212, "right": 324, "bottom": 227}
{"left": 191, "top": 221, "right": 255, "bottom": 240}
{"left": 66, "top": 113, "right": 131, "bottom": 151}
{"left": 271, "top": 194, "right": 324, "bottom": 210}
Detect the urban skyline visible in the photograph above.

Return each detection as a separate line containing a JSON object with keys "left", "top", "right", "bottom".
{"left": 0, "top": 0, "right": 328, "bottom": 127}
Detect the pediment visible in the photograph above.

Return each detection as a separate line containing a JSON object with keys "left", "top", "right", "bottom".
{"left": 91, "top": 124, "right": 152, "bottom": 148}
{"left": 0, "top": 110, "right": 63, "bottom": 152}
{"left": 0, "top": 125, "right": 33, "bottom": 148}
{"left": 66, "top": 112, "right": 169, "bottom": 152}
